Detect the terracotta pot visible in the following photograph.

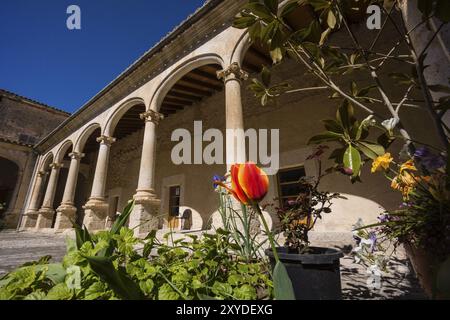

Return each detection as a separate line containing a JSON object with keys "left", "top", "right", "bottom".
{"left": 404, "top": 243, "right": 440, "bottom": 299}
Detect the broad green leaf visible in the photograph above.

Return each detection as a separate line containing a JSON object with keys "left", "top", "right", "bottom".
{"left": 264, "top": 0, "right": 278, "bottom": 14}
{"left": 261, "top": 66, "right": 271, "bottom": 87}
{"left": 45, "top": 283, "right": 73, "bottom": 300}
{"left": 38, "top": 263, "right": 66, "bottom": 285}
{"left": 233, "top": 16, "right": 257, "bottom": 29}
{"left": 273, "top": 261, "right": 295, "bottom": 300}
{"left": 84, "top": 255, "right": 144, "bottom": 300}
{"left": 356, "top": 141, "right": 385, "bottom": 160}
{"left": 234, "top": 284, "right": 257, "bottom": 300}
{"left": 110, "top": 200, "right": 134, "bottom": 236}
{"left": 336, "top": 101, "right": 355, "bottom": 130}
{"left": 308, "top": 131, "right": 343, "bottom": 144}
{"left": 322, "top": 119, "right": 344, "bottom": 133}
{"left": 244, "top": 2, "right": 275, "bottom": 22}
{"left": 327, "top": 10, "right": 337, "bottom": 28}
{"left": 344, "top": 144, "right": 361, "bottom": 177}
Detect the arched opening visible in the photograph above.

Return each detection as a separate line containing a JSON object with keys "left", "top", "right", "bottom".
{"left": 104, "top": 103, "right": 146, "bottom": 226}
{"left": 159, "top": 64, "right": 224, "bottom": 117}
{"left": 0, "top": 157, "right": 20, "bottom": 221}
{"left": 155, "top": 63, "right": 226, "bottom": 230}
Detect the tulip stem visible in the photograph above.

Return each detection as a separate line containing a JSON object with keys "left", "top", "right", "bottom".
{"left": 253, "top": 204, "right": 280, "bottom": 263}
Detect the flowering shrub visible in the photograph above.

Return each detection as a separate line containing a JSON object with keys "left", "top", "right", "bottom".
{"left": 366, "top": 148, "right": 450, "bottom": 260}
{"left": 265, "top": 147, "right": 342, "bottom": 253}
{"left": 0, "top": 202, "right": 272, "bottom": 300}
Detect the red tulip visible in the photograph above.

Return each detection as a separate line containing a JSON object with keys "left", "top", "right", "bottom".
{"left": 216, "top": 163, "right": 269, "bottom": 205}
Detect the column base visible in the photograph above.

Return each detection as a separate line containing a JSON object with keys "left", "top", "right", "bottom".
{"left": 54, "top": 204, "right": 77, "bottom": 231}
{"left": 82, "top": 198, "right": 108, "bottom": 231}
{"left": 36, "top": 208, "right": 55, "bottom": 229}
{"left": 21, "top": 210, "right": 39, "bottom": 229}
{"left": 130, "top": 192, "right": 161, "bottom": 237}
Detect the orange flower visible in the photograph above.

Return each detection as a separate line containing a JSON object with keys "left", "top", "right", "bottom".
{"left": 216, "top": 162, "right": 269, "bottom": 204}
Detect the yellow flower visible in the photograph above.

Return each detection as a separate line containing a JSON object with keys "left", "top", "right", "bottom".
{"left": 391, "top": 171, "right": 418, "bottom": 199}
{"left": 371, "top": 153, "right": 393, "bottom": 173}
{"left": 399, "top": 160, "right": 417, "bottom": 173}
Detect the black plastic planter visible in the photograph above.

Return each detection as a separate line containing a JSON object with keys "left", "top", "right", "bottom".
{"left": 266, "top": 247, "right": 344, "bottom": 300}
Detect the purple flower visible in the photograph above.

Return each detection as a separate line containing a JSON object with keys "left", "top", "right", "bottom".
{"left": 378, "top": 214, "right": 389, "bottom": 223}
{"left": 369, "top": 232, "right": 377, "bottom": 253}
{"left": 414, "top": 147, "right": 446, "bottom": 171}
{"left": 213, "top": 175, "right": 226, "bottom": 189}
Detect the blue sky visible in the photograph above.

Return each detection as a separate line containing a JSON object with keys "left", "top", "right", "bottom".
{"left": 0, "top": 0, "right": 206, "bottom": 113}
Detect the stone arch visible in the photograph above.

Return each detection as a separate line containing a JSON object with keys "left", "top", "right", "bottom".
{"left": 103, "top": 97, "right": 146, "bottom": 137}
{"left": 149, "top": 53, "right": 225, "bottom": 112}
{"left": 55, "top": 140, "right": 74, "bottom": 164}
{"left": 230, "top": 32, "right": 252, "bottom": 66}
{"left": 39, "top": 152, "right": 54, "bottom": 171}
{"left": 0, "top": 156, "right": 20, "bottom": 214}
{"left": 74, "top": 122, "right": 102, "bottom": 153}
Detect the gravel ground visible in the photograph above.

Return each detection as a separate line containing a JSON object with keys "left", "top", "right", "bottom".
{"left": 0, "top": 230, "right": 426, "bottom": 300}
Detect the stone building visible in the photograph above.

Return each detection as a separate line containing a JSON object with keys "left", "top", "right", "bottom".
{"left": 0, "top": 89, "right": 69, "bottom": 228}
{"left": 17, "top": 0, "right": 449, "bottom": 236}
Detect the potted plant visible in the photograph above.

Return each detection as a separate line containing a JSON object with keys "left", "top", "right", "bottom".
{"left": 264, "top": 148, "right": 344, "bottom": 300}
{"left": 354, "top": 147, "right": 450, "bottom": 299}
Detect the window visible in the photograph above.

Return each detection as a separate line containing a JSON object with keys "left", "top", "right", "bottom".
{"left": 168, "top": 186, "right": 181, "bottom": 217}
{"left": 277, "top": 166, "right": 307, "bottom": 208}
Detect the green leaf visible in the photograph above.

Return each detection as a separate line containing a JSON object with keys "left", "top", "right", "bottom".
{"left": 273, "top": 261, "right": 295, "bottom": 300}
{"left": 343, "top": 144, "right": 361, "bottom": 177}
{"left": 45, "top": 283, "right": 73, "bottom": 300}
{"left": 327, "top": 10, "right": 337, "bottom": 28}
{"left": 212, "top": 281, "right": 233, "bottom": 297}
{"left": 336, "top": 102, "right": 355, "bottom": 130}
{"left": 83, "top": 255, "right": 145, "bottom": 300}
{"left": 234, "top": 284, "right": 257, "bottom": 300}
{"left": 39, "top": 263, "right": 66, "bottom": 285}
{"left": 308, "top": 131, "right": 343, "bottom": 144}
{"left": 233, "top": 16, "right": 257, "bottom": 29}
{"left": 322, "top": 119, "right": 344, "bottom": 133}
{"left": 356, "top": 141, "right": 385, "bottom": 160}
{"left": 244, "top": 2, "right": 275, "bottom": 22}
{"left": 74, "top": 223, "right": 92, "bottom": 250}
{"left": 261, "top": 66, "right": 272, "bottom": 87}
{"left": 85, "top": 281, "right": 108, "bottom": 300}
{"left": 281, "top": 0, "right": 301, "bottom": 17}
{"left": 264, "top": 0, "right": 278, "bottom": 14}
{"left": 158, "top": 283, "right": 180, "bottom": 300}
{"left": 110, "top": 200, "right": 134, "bottom": 236}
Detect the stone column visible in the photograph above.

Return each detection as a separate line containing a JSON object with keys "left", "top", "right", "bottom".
{"left": 83, "top": 135, "right": 116, "bottom": 231}
{"left": 54, "top": 152, "right": 85, "bottom": 231}
{"left": 36, "top": 163, "right": 63, "bottom": 229}
{"left": 217, "top": 62, "right": 248, "bottom": 168}
{"left": 22, "top": 170, "right": 48, "bottom": 228}
{"left": 130, "top": 110, "right": 164, "bottom": 237}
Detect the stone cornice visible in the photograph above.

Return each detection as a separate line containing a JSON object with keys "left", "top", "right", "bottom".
{"left": 35, "top": 0, "right": 247, "bottom": 154}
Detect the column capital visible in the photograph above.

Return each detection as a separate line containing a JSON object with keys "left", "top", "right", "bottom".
{"left": 140, "top": 110, "right": 164, "bottom": 125}
{"left": 69, "top": 152, "right": 85, "bottom": 160}
{"left": 37, "top": 170, "right": 48, "bottom": 177}
{"left": 217, "top": 62, "right": 249, "bottom": 82}
{"left": 96, "top": 135, "right": 116, "bottom": 146}
{"left": 49, "top": 162, "right": 64, "bottom": 170}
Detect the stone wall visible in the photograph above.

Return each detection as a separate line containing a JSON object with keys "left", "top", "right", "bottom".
{"left": 0, "top": 90, "right": 69, "bottom": 228}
